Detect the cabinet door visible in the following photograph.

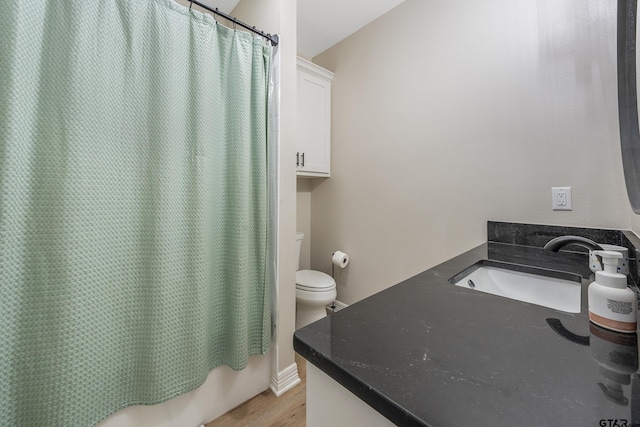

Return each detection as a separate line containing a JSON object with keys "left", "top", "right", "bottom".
{"left": 297, "top": 69, "right": 331, "bottom": 176}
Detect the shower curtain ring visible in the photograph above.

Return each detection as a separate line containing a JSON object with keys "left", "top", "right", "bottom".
{"left": 233, "top": 17, "right": 237, "bottom": 30}
{"left": 189, "top": 1, "right": 193, "bottom": 10}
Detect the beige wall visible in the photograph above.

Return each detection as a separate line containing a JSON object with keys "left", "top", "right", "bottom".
{"left": 308, "top": 0, "right": 631, "bottom": 304}
{"left": 296, "top": 178, "right": 312, "bottom": 269}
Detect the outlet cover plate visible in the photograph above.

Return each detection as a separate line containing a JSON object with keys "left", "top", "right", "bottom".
{"left": 552, "top": 187, "right": 572, "bottom": 211}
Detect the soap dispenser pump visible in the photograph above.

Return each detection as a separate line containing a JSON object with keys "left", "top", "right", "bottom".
{"left": 588, "top": 250, "right": 637, "bottom": 333}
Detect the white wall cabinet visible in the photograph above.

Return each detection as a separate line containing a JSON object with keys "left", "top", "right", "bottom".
{"left": 297, "top": 57, "right": 334, "bottom": 177}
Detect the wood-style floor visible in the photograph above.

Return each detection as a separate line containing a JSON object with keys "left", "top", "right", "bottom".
{"left": 206, "top": 353, "right": 306, "bottom": 427}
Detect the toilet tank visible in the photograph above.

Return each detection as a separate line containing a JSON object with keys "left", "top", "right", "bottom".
{"left": 296, "top": 232, "right": 304, "bottom": 271}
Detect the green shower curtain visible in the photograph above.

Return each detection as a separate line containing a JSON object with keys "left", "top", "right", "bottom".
{"left": 0, "top": 0, "right": 272, "bottom": 425}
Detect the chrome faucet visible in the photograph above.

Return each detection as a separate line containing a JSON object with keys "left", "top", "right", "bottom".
{"left": 543, "top": 236, "right": 603, "bottom": 252}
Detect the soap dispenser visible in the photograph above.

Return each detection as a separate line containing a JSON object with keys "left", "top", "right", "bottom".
{"left": 588, "top": 250, "right": 637, "bottom": 333}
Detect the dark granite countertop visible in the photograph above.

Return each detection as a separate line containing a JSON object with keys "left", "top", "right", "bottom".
{"left": 293, "top": 223, "right": 640, "bottom": 427}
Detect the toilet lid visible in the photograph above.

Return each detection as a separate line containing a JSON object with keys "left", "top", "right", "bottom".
{"left": 296, "top": 270, "right": 336, "bottom": 291}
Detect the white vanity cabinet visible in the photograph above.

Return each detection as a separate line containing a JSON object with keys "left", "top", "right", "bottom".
{"left": 297, "top": 57, "right": 334, "bottom": 177}
{"left": 306, "top": 363, "right": 395, "bottom": 427}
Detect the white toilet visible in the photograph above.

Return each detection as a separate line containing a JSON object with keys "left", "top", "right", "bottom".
{"left": 295, "top": 232, "right": 337, "bottom": 329}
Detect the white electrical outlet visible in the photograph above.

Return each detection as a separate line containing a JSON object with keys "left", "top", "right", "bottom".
{"left": 552, "top": 187, "right": 572, "bottom": 211}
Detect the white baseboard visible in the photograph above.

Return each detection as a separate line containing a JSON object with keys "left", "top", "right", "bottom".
{"left": 269, "top": 361, "right": 301, "bottom": 397}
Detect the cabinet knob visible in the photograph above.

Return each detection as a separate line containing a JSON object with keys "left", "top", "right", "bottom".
{"left": 296, "top": 152, "right": 300, "bottom": 167}
{"left": 301, "top": 152, "right": 305, "bottom": 167}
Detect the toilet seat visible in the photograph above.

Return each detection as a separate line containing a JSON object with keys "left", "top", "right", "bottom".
{"left": 296, "top": 270, "right": 336, "bottom": 292}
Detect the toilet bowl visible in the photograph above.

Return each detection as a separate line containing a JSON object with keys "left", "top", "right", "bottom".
{"left": 296, "top": 232, "right": 336, "bottom": 329}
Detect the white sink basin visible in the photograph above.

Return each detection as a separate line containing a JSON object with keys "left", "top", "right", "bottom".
{"left": 450, "top": 262, "right": 582, "bottom": 313}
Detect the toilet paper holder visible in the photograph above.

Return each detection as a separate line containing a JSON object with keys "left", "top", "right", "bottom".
{"left": 331, "top": 250, "right": 349, "bottom": 277}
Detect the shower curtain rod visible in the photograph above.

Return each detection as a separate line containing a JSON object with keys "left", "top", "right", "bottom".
{"left": 189, "top": 0, "right": 279, "bottom": 46}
